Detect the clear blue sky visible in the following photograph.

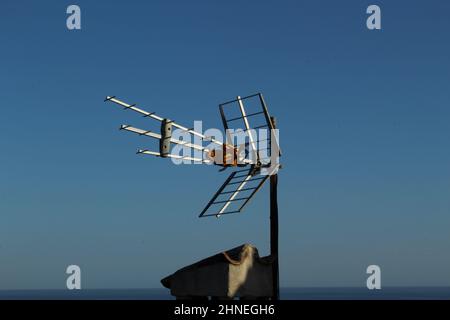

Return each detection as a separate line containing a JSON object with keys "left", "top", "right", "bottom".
{"left": 0, "top": 0, "right": 449, "bottom": 290}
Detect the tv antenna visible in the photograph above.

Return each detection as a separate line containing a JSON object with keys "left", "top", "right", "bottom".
{"left": 104, "top": 93, "right": 281, "bottom": 299}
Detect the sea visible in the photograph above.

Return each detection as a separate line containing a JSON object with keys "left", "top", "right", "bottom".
{"left": 0, "top": 287, "right": 449, "bottom": 300}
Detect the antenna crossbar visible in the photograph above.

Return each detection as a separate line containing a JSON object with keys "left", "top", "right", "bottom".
{"left": 212, "top": 197, "right": 249, "bottom": 205}
{"left": 227, "top": 176, "right": 265, "bottom": 185}
{"left": 226, "top": 111, "right": 265, "bottom": 123}
{"left": 220, "top": 186, "right": 258, "bottom": 195}
{"left": 201, "top": 210, "right": 240, "bottom": 218}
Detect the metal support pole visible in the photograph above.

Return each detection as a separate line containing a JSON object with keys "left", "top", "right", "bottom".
{"left": 270, "top": 116, "right": 280, "bottom": 300}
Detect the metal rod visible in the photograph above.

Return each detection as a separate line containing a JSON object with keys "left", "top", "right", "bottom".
{"left": 226, "top": 111, "right": 265, "bottom": 123}
{"left": 232, "top": 173, "right": 254, "bottom": 179}
{"left": 219, "top": 104, "right": 233, "bottom": 145}
{"left": 199, "top": 210, "right": 240, "bottom": 218}
{"left": 259, "top": 94, "right": 282, "bottom": 156}
{"left": 219, "top": 93, "right": 261, "bottom": 106}
{"left": 120, "top": 124, "right": 209, "bottom": 152}
{"left": 227, "top": 176, "right": 265, "bottom": 186}
{"left": 241, "top": 125, "right": 269, "bottom": 133}
{"left": 258, "top": 94, "right": 275, "bottom": 130}
{"left": 138, "top": 149, "right": 211, "bottom": 163}
{"left": 237, "top": 96, "right": 259, "bottom": 162}
{"left": 212, "top": 197, "right": 248, "bottom": 205}
{"left": 105, "top": 96, "right": 223, "bottom": 147}
{"left": 106, "top": 96, "right": 164, "bottom": 121}
{"left": 269, "top": 116, "right": 279, "bottom": 301}
{"left": 220, "top": 187, "right": 257, "bottom": 195}
{"left": 233, "top": 168, "right": 253, "bottom": 173}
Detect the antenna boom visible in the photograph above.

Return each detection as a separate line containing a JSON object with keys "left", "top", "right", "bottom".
{"left": 105, "top": 96, "right": 223, "bottom": 147}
